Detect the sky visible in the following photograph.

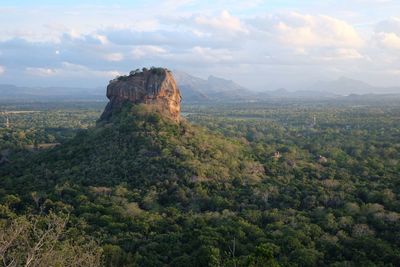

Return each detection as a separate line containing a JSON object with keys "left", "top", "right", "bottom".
{"left": 0, "top": 0, "right": 400, "bottom": 90}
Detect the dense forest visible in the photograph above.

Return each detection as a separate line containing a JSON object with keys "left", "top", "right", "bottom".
{"left": 0, "top": 98, "right": 399, "bottom": 266}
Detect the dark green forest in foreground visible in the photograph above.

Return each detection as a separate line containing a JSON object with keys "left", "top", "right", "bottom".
{"left": 0, "top": 99, "right": 399, "bottom": 266}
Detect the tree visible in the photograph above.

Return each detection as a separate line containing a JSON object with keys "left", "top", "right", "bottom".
{"left": 0, "top": 212, "right": 102, "bottom": 267}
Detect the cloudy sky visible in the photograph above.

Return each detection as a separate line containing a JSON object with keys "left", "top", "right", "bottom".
{"left": 0, "top": 0, "right": 400, "bottom": 90}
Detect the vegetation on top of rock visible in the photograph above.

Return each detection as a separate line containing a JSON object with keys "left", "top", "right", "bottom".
{"left": 149, "top": 67, "right": 167, "bottom": 75}
{"left": 115, "top": 67, "right": 168, "bottom": 83}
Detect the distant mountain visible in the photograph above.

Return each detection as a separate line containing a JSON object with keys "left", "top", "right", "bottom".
{"left": 172, "top": 71, "right": 210, "bottom": 102}
{"left": 173, "top": 71, "right": 254, "bottom": 102}
{"left": 2, "top": 75, "right": 399, "bottom": 102}
{"left": 306, "top": 77, "right": 400, "bottom": 95}
{"left": 0, "top": 72, "right": 255, "bottom": 102}
{"left": 174, "top": 74, "right": 400, "bottom": 100}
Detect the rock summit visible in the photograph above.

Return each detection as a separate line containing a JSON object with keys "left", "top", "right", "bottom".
{"left": 100, "top": 67, "right": 181, "bottom": 122}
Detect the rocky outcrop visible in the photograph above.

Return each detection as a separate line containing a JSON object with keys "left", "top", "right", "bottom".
{"left": 100, "top": 68, "right": 181, "bottom": 122}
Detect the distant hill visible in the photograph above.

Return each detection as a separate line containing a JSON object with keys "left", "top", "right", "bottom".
{"left": 2, "top": 75, "right": 400, "bottom": 102}
{"left": 305, "top": 77, "right": 400, "bottom": 95}
{"left": 173, "top": 71, "right": 255, "bottom": 102}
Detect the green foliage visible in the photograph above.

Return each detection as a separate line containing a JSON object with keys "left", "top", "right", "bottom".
{"left": 0, "top": 102, "right": 102, "bottom": 151}
{"left": 117, "top": 75, "right": 129, "bottom": 81}
{"left": 0, "top": 211, "right": 102, "bottom": 266}
{"left": 150, "top": 67, "right": 166, "bottom": 75}
{"left": 0, "top": 99, "right": 400, "bottom": 266}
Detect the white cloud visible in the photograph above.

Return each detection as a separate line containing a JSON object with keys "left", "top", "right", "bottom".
{"left": 67, "top": 29, "right": 84, "bottom": 40}
{"left": 191, "top": 46, "right": 233, "bottom": 62}
{"left": 92, "top": 34, "right": 109, "bottom": 45}
{"left": 0, "top": 65, "right": 4, "bottom": 75}
{"left": 376, "top": 32, "right": 400, "bottom": 50}
{"left": 193, "top": 10, "right": 248, "bottom": 34}
{"left": 131, "top": 45, "right": 167, "bottom": 59}
{"left": 375, "top": 17, "right": 400, "bottom": 34}
{"left": 384, "top": 69, "right": 400, "bottom": 75}
{"left": 1, "top": 3, "right": 400, "bottom": 88}
{"left": 270, "top": 13, "right": 363, "bottom": 49}
{"left": 244, "top": 13, "right": 366, "bottom": 64}
{"left": 25, "top": 67, "right": 57, "bottom": 76}
{"left": 104, "top": 53, "right": 124, "bottom": 62}
{"left": 320, "top": 48, "right": 364, "bottom": 60}
{"left": 60, "top": 62, "right": 121, "bottom": 78}
{"left": 25, "top": 63, "right": 121, "bottom": 79}
{"left": 374, "top": 18, "right": 400, "bottom": 50}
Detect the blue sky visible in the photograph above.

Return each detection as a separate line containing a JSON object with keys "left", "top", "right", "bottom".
{"left": 0, "top": 0, "right": 400, "bottom": 90}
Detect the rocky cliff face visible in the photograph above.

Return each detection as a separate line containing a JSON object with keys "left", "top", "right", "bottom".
{"left": 100, "top": 68, "right": 181, "bottom": 122}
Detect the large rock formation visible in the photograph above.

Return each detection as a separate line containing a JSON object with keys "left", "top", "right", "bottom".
{"left": 100, "top": 68, "right": 181, "bottom": 122}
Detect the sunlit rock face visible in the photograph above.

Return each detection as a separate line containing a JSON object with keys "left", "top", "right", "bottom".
{"left": 100, "top": 68, "right": 182, "bottom": 122}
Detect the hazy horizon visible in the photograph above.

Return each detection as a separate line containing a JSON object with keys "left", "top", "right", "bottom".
{"left": 1, "top": 71, "right": 399, "bottom": 94}
{"left": 1, "top": 0, "right": 400, "bottom": 91}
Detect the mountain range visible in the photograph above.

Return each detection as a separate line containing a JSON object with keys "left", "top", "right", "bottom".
{"left": 306, "top": 76, "right": 400, "bottom": 95}
{"left": 1, "top": 73, "right": 399, "bottom": 102}
{"left": 173, "top": 70, "right": 254, "bottom": 102}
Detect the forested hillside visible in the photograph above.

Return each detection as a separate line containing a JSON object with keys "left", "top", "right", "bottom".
{"left": 0, "top": 100, "right": 399, "bottom": 266}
